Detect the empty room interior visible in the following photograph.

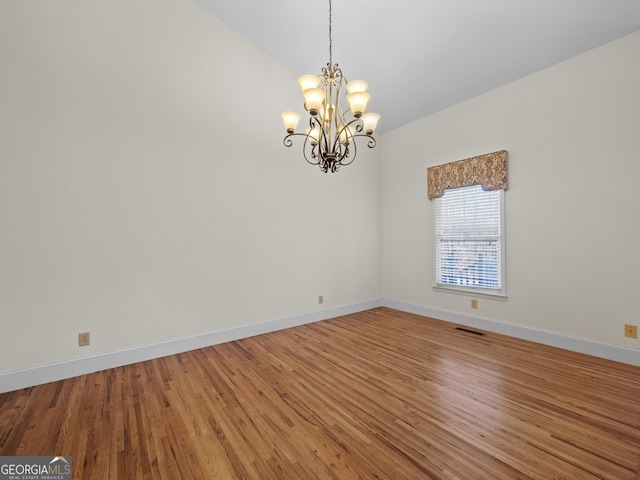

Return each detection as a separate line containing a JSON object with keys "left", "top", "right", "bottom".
{"left": 1, "top": 1, "right": 640, "bottom": 479}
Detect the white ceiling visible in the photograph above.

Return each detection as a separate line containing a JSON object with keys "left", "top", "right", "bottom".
{"left": 195, "top": 0, "right": 640, "bottom": 133}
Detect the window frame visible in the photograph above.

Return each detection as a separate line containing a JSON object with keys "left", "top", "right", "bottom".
{"left": 432, "top": 185, "right": 507, "bottom": 299}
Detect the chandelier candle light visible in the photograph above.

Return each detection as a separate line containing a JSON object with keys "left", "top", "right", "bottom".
{"left": 281, "top": 0, "right": 380, "bottom": 173}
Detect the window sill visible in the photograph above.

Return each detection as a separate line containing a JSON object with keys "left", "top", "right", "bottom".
{"left": 432, "top": 285, "right": 507, "bottom": 301}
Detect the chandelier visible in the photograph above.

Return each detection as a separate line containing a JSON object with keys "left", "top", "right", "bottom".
{"left": 281, "top": 0, "right": 380, "bottom": 173}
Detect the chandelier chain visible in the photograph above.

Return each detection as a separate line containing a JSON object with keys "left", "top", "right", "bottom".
{"left": 328, "top": 0, "right": 332, "bottom": 66}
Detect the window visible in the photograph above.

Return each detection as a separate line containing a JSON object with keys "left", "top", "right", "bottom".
{"left": 434, "top": 184, "right": 506, "bottom": 297}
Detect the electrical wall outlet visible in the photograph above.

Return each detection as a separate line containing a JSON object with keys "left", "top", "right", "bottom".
{"left": 471, "top": 299, "right": 478, "bottom": 309}
{"left": 318, "top": 295, "right": 324, "bottom": 304}
{"left": 624, "top": 324, "right": 638, "bottom": 339}
{"left": 78, "top": 332, "right": 91, "bottom": 347}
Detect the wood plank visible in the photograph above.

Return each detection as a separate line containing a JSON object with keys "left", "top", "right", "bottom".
{"left": 1, "top": 307, "right": 639, "bottom": 479}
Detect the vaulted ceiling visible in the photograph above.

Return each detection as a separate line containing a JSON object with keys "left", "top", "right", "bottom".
{"left": 196, "top": 0, "right": 640, "bottom": 133}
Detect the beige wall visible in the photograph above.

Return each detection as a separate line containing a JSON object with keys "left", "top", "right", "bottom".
{"left": 381, "top": 31, "right": 640, "bottom": 350}
{"left": 2, "top": 0, "right": 639, "bottom": 378}
{"left": 0, "top": 0, "right": 381, "bottom": 373}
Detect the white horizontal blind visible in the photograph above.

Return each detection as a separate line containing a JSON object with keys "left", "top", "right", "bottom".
{"left": 434, "top": 184, "right": 502, "bottom": 290}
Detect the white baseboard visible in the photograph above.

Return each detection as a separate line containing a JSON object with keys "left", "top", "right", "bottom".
{"left": 0, "top": 299, "right": 382, "bottom": 394}
{"left": 4, "top": 298, "right": 636, "bottom": 394}
{"left": 382, "top": 298, "right": 640, "bottom": 367}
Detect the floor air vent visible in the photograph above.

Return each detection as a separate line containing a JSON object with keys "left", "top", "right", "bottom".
{"left": 455, "top": 327, "right": 486, "bottom": 336}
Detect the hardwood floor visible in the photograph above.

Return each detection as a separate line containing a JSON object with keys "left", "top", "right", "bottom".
{"left": 1, "top": 307, "right": 639, "bottom": 479}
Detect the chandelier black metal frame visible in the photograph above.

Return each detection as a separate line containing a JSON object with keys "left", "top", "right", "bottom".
{"left": 281, "top": 0, "right": 380, "bottom": 173}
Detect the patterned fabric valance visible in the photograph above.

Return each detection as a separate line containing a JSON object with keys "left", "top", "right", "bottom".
{"left": 427, "top": 150, "right": 508, "bottom": 199}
